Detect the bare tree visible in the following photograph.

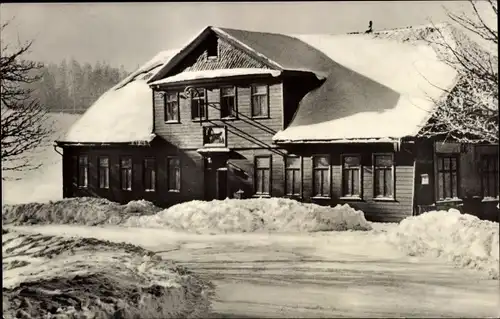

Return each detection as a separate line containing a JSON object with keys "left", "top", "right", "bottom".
{"left": 417, "top": 0, "right": 498, "bottom": 144}
{"left": 1, "top": 21, "right": 52, "bottom": 178}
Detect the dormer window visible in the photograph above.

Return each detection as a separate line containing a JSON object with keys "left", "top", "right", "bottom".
{"left": 207, "top": 39, "right": 218, "bottom": 60}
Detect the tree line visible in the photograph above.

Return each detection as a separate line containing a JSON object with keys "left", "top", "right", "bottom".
{"left": 31, "top": 60, "right": 129, "bottom": 114}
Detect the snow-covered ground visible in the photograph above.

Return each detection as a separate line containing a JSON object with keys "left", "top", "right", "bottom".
{"left": 2, "top": 228, "right": 213, "bottom": 318}
{"left": 8, "top": 224, "right": 499, "bottom": 318}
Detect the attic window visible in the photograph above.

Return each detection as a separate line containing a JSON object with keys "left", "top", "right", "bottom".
{"left": 207, "top": 39, "right": 218, "bottom": 60}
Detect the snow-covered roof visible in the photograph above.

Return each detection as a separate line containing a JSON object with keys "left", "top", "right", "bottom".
{"left": 58, "top": 49, "right": 179, "bottom": 144}
{"left": 150, "top": 68, "right": 281, "bottom": 86}
{"left": 273, "top": 26, "right": 459, "bottom": 143}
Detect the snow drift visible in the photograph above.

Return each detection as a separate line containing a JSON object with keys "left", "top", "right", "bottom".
{"left": 2, "top": 197, "right": 161, "bottom": 226}
{"left": 2, "top": 230, "right": 214, "bottom": 319}
{"left": 384, "top": 209, "right": 499, "bottom": 279}
{"left": 3, "top": 197, "right": 371, "bottom": 233}
{"left": 125, "top": 198, "right": 372, "bottom": 233}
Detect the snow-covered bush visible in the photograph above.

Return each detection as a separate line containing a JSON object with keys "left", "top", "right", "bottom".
{"left": 384, "top": 209, "right": 499, "bottom": 279}
{"left": 2, "top": 230, "right": 214, "bottom": 318}
{"left": 2, "top": 197, "right": 161, "bottom": 226}
{"left": 125, "top": 197, "right": 372, "bottom": 233}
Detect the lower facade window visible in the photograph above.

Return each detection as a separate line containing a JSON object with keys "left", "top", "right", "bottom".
{"left": 342, "top": 154, "right": 361, "bottom": 198}
{"left": 373, "top": 154, "right": 394, "bottom": 198}
{"left": 167, "top": 157, "right": 181, "bottom": 192}
{"left": 312, "top": 155, "right": 330, "bottom": 198}
{"left": 98, "top": 157, "right": 109, "bottom": 189}
{"left": 78, "top": 155, "right": 88, "bottom": 188}
{"left": 480, "top": 154, "right": 499, "bottom": 198}
{"left": 143, "top": 158, "right": 156, "bottom": 192}
{"left": 120, "top": 157, "right": 133, "bottom": 191}
{"left": 255, "top": 156, "right": 271, "bottom": 196}
{"left": 285, "top": 156, "right": 301, "bottom": 196}
{"left": 436, "top": 154, "right": 459, "bottom": 200}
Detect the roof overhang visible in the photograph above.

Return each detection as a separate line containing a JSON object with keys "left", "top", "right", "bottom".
{"left": 54, "top": 140, "right": 153, "bottom": 147}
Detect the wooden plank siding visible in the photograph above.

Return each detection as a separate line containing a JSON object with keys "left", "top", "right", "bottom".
{"left": 283, "top": 143, "right": 416, "bottom": 222}
{"left": 153, "top": 81, "right": 284, "bottom": 150}
{"left": 168, "top": 34, "right": 270, "bottom": 75}
{"left": 63, "top": 144, "right": 205, "bottom": 207}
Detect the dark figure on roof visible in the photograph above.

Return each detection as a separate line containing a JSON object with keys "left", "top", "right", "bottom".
{"left": 365, "top": 21, "right": 373, "bottom": 33}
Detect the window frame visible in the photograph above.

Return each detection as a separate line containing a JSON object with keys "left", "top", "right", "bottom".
{"left": 220, "top": 86, "right": 238, "bottom": 119}
{"left": 250, "top": 84, "right": 270, "bottom": 119}
{"left": 480, "top": 154, "right": 499, "bottom": 199}
{"left": 435, "top": 153, "right": 460, "bottom": 201}
{"left": 120, "top": 156, "right": 133, "bottom": 191}
{"left": 190, "top": 88, "right": 208, "bottom": 121}
{"left": 254, "top": 155, "right": 272, "bottom": 197}
{"left": 284, "top": 155, "right": 303, "bottom": 198}
{"left": 340, "top": 154, "right": 363, "bottom": 200}
{"left": 164, "top": 91, "right": 180, "bottom": 123}
{"left": 372, "top": 153, "right": 396, "bottom": 201}
{"left": 98, "top": 156, "right": 110, "bottom": 190}
{"left": 143, "top": 157, "right": 157, "bottom": 192}
{"left": 312, "top": 154, "right": 331, "bottom": 199}
{"left": 77, "top": 154, "right": 89, "bottom": 189}
{"left": 167, "top": 156, "right": 181, "bottom": 193}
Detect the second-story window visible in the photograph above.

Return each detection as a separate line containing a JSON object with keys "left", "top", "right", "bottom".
{"left": 220, "top": 86, "right": 237, "bottom": 118}
{"left": 251, "top": 84, "right": 269, "bottom": 118}
{"left": 165, "top": 92, "right": 179, "bottom": 122}
{"left": 191, "top": 89, "right": 207, "bottom": 120}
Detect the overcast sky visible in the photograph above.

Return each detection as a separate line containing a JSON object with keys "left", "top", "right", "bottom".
{"left": 0, "top": 1, "right": 492, "bottom": 71}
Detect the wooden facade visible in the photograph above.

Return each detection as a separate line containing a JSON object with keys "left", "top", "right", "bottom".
{"left": 60, "top": 28, "right": 499, "bottom": 222}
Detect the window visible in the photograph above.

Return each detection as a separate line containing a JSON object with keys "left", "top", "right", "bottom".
{"left": 255, "top": 156, "right": 271, "bottom": 196}
{"left": 373, "top": 154, "right": 394, "bottom": 199}
{"left": 251, "top": 84, "right": 268, "bottom": 118}
{"left": 167, "top": 157, "right": 181, "bottom": 192}
{"left": 313, "top": 155, "right": 330, "bottom": 198}
{"left": 120, "top": 157, "right": 133, "bottom": 191}
{"left": 165, "top": 92, "right": 179, "bottom": 122}
{"left": 191, "top": 89, "right": 207, "bottom": 120}
{"left": 207, "top": 39, "right": 218, "bottom": 59}
{"left": 342, "top": 155, "right": 361, "bottom": 198}
{"left": 98, "top": 157, "right": 109, "bottom": 189}
{"left": 77, "top": 155, "right": 88, "bottom": 188}
{"left": 220, "top": 87, "right": 237, "bottom": 118}
{"left": 480, "top": 154, "right": 498, "bottom": 198}
{"left": 143, "top": 158, "right": 156, "bottom": 192}
{"left": 436, "top": 155, "right": 459, "bottom": 200}
{"left": 285, "top": 156, "right": 301, "bottom": 196}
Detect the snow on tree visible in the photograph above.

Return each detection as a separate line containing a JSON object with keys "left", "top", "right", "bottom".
{"left": 417, "top": 0, "right": 498, "bottom": 144}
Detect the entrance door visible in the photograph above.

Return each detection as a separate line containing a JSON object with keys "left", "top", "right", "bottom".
{"left": 216, "top": 168, "right": 228, "bottom": 200}
{"left": 204, "top": 157, "right": 228, "bottom": 200}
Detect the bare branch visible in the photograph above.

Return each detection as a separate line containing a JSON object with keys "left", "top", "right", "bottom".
{"left": 1, "top": 20, "right": 53, "bottom": 178}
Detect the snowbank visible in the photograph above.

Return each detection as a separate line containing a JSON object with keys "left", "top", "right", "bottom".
{"left": 125, "top": 198, "right": 372, "bottom": 233}
{"left": 384, "top": 209, "right": 499, "bottom": 279}
{"left": 2, "top": 197, "right": 161, "bottom": 226}
{"left": 2, "top": 230, "right": 214, "bottom": 318}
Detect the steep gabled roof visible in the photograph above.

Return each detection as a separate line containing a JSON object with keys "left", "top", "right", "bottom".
{"left": 57, "top": 49, "right": 179, "bottom": 145}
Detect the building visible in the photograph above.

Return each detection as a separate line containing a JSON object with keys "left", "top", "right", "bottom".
{"left": 55, "top": 24, "right": 499, "bottom": 222}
